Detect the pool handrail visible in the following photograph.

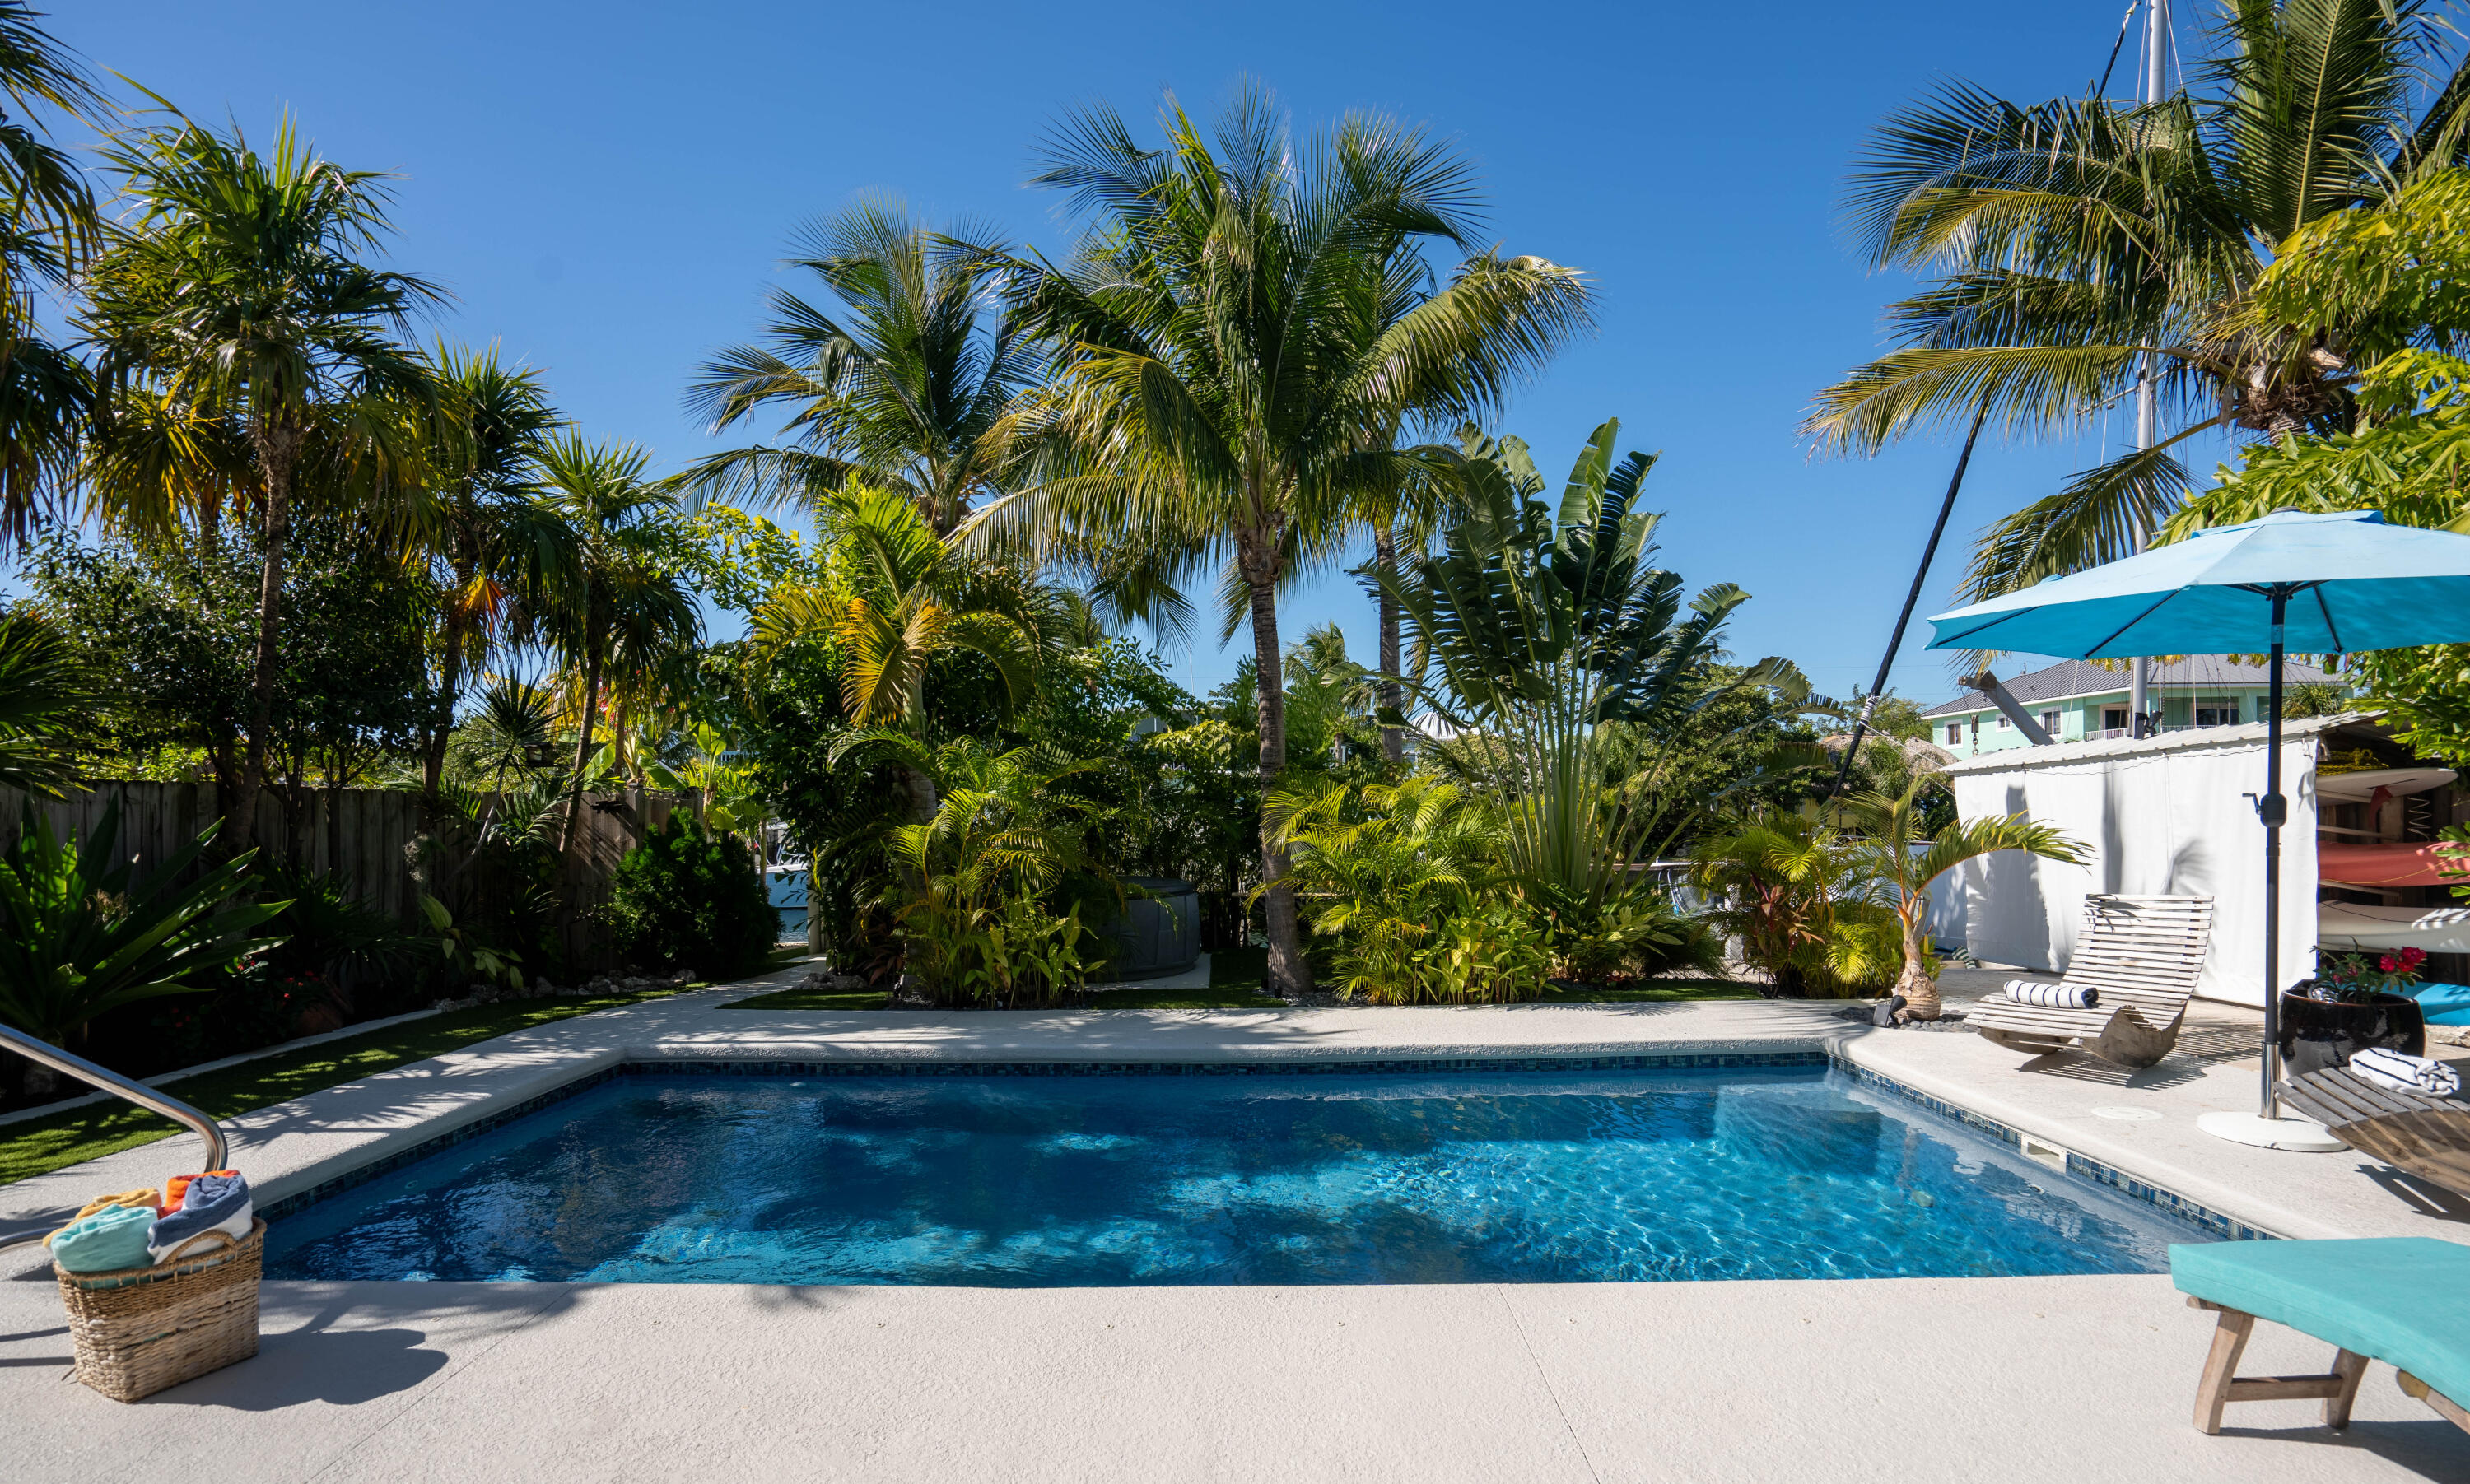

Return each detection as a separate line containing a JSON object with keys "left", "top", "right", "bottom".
{"left": 0, "top": 1021, "right": 228, "bottom": 1170}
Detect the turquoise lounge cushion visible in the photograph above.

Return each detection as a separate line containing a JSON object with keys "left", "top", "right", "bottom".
{"left": 2171, "top": 1239, "right": 2470, "bottom": 1407}
{"left": 2407, "top": 982, "right": 2470, "bottom": 1026}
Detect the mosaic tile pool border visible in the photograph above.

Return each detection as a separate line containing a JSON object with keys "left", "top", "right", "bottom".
{"left": 262, "top": 1050, "right": 2272, "bottom": 1244}
{"left": 1829, "top": 1056, "right": 2280, "bottom": 1242}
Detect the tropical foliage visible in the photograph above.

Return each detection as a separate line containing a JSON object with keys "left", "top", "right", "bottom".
{"left": 604, "top": 814, "right": 777, "bottom": 982}
{"left": 0, "top": 801, "right": 286, "bottom": 1087}
{"left": 1378, "top": 420, "right": 1815, "bottom": 914}
{"left": 1812, "top": 0, "right": 2470, "bottom": 604}
{"left": 966, "top": 87, "right": 1591, "bottom": 996}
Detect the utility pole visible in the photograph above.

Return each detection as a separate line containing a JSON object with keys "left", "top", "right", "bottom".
{"left": 2128, "top": 0, "right": 2167, "bottom": 737}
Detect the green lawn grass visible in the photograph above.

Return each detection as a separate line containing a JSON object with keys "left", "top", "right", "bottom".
{"left": 724, "top": 947, "right": 1286, "bottom": 1012}
{"left": 1529, "top": 977, "right": 1764, "bottom": 1003}
{"left": 0, "top": 989, "right": 680, "bottom": 1188}
{"left": 721, "top": 984, "right": 891, "bottom": 1012}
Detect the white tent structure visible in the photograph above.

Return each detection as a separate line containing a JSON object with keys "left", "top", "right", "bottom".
{"left": 1945, "top": 715, "right": 2349, "bottom": 1007}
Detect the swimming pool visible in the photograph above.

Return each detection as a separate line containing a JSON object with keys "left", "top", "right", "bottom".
{"left": 264, "top": 1065, "right": 2211, "bottom": 1286}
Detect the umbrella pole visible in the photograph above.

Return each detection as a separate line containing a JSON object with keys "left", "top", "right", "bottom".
{"left": 2261, "top": 589, "right": 2286, "bottom": 1119}
{"left": 2199, "top": 583, "right": 2340, "bottom": 1150}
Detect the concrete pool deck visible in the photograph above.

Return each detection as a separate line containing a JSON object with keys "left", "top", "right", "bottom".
{"left": 4, "top": 964, "right": 2468, "bottom": 1481}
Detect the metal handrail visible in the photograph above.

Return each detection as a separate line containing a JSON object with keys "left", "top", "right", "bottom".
{"left": 0, "top": 1022, "right": 228, "bottom": 1170}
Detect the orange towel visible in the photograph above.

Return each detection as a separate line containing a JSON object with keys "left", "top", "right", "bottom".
{"left": 44, "top": 1188, "right": 161, "bottom": 1245}
{"left": 161, "top": 1169, "right": 238, "bottom": 1214}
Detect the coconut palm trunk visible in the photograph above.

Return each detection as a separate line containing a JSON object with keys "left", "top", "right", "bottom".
{"left": 233, "top": 422, "right": 303, "bottom": 856}
{"left": 561, "top": 622, "right": 603, "bottom": 855}
{"left": 423, "top": 557, "right": 475, "bottom": 809}
{"left": 1374, "top": 520, "right": 1405, "bottom": 765}
{"left": 1242, "top": 560, "right": 1310, "bottom": 998}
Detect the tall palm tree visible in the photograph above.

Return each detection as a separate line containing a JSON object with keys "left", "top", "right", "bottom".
{"left": 967, "top": 88, "right": 1591, "bottom": 996}
{"left": 1806, "top": 0, "right": 2470, "bottom": 602}
{"left": 418, "top": 346, "right": 568, "bottom": 809}
{"left": 682, "top": 197, "right": 1036, "bottom": 535}
{"left": 531, "top": 433, "right": 701, "bottom": 853}
{"left": 0, "top": 0, "right": 107, "bottom": 551}
{"left": 82, "top": 114, "right": 450, "bottom": 852}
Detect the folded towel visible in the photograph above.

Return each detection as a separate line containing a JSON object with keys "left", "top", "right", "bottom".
{"left": 161, "top": 1169, "right": 237, "bottom": 1215}
{"left": 2004, "top": 980, "right": 2100, "bottom": 1008}
{"left": 2351, "top": 1046, "right": 2463, "bottom": 1098}
{"left": 48, "top": 1203, "right": 158, "bottom": 1273}
{"left": 147, "top": 1170, "right": 252, "bottom": 1263}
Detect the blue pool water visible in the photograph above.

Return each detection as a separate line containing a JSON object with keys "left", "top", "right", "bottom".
{"left": 264, "top": 1067, "right": 2210, "bottom": 1286}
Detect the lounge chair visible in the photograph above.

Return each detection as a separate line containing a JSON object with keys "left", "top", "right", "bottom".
{"left": 2172, "top": 1237, "right": 2470, "bottom": 1438}
{"left": 2278, "top": 1065, "right": 2470, "bottom": 1201}
{"left": 1969, "top": 894, "right": 2215, "bottom": 1068}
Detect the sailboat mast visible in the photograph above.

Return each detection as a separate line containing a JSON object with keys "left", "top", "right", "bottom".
{"left": 2129, "top": 0, "right": 2167, "bottom": 734}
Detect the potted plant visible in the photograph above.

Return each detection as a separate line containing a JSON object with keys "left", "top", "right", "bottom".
{"left": 2282, "top": 946, "right": 2430, "bottom": 1077}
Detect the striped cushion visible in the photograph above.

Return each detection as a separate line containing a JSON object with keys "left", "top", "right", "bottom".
{"left": 2004, "top": 980, "right": 2100, "bottom": 1008}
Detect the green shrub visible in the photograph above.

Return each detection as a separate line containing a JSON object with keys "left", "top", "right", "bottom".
{"left": 604, "top": 815, "right": 776, "bottom": 981}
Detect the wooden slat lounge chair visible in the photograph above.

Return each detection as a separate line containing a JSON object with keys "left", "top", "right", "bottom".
{"left": 2279, "top": 1065, "right": 2470, "bottom": 1200}
{"left": 2173, "top": 1237, "right": 2470, "bottom": 1439}
{"left": 1969, "top": 894, "right": 2215, "bottom": 1068}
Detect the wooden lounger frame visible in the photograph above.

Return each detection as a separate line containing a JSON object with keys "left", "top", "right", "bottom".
{"left": 2278, "top": 1066, "right": 2470, "bottom": 1201}
{"left": 2188, "top": 1298, "right": 2470, "bottom": 1437}
{"left": 1969, "top": 895, "right": 2215, "bottom": 1068}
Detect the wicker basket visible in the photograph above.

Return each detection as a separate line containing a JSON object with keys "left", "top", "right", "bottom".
{"left": 54, "top": 1219, "right": 263, "bottom": 1403}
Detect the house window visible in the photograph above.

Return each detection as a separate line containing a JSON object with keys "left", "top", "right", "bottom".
{"left": 2103, "top": 706, "right": 2128, "bottom": 731}
{"left": 2040, "top": 709, "right": 2062, "bottom": 735}
{"left": 2194, "top": 697, "right": 2239, "bottom": 727}
{"left": 1944, "top": 722, "right": 1963, "bottom": 745}
{"left": 1995, "top": 714, "right": 2011, "bottom": 730}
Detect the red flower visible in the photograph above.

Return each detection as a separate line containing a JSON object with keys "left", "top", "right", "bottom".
{"left": 2381, "top": 954, "right": 2400, "bottom": 972}
{"left": 2401, "top": 947, "right": 2427, "bottom": 969}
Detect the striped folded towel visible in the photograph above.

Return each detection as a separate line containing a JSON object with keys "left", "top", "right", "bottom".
{"left": 2350, "top": 1045, "right": 2463, "bottom": 1098}
{"left": 2003, "top": 980, "right": 2100, "bottom": 1008}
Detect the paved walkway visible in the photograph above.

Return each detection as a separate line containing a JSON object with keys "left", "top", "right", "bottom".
{"left": 4, "top": 964, "right": 2467, "bottom": 1481}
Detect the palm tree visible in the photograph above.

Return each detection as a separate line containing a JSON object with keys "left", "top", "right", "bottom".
{"left": 530, "top": 433, "right": 701, "bottom": 852}
{"left": 967, "top": 88, "right": 1591, "bottom": 996}
{"left": 757, "top": 485, "right": 1046, "bottom": 818}
{"left": 417, "top": 346, "right": 567, "bottom": 809}
{"left": 0, "top": 609, "right": 87, "bottom": 796}
{"left": 0, "top": 0, "right": 106, "bottom": 552}
{"left": 1836, "top": 776, "right": 2082, "bottom": 1020}
{"left": 82, "top": 114, "right": 450, "bottom": 853}
{"left": 1806, "top": 1, "right": 2470, "bottom": 601}
{"left": 682, "top": 197, "right": 1036, "bottom": 536}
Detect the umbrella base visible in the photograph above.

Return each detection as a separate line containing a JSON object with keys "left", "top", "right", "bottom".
{"left": 2197, "top": 1110, "right": 2346, "bottom": 1151}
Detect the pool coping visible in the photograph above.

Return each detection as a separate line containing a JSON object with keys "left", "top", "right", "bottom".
{"left": 252, "top": 1049, "right": 2279, "bottom": 1244}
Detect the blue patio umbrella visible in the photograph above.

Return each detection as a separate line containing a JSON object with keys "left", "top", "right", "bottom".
{"left": 1924, "top": 509, "right": 2470, "bottom": 1147}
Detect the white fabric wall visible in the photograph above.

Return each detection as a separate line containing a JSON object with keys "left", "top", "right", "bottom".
{"left": 1950, "top": 725, "right": 2322, "bottom": 1006}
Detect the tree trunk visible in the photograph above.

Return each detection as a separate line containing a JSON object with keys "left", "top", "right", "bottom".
{"left": 424, "top": 558, "right": 475, "bottom": 812}
{"left": 899, "top": 765, "right": 939, "bottom": 822}
{"left": 231, "top": 427, "right": 301, "bottom": 857}
{"left": 1894, "top": 909, "right": 1939, "bottom": 1019}
{"left": 561, "top": 623, "right": 604, "bottom": 855}
{"left": 1374, "top": 520, "right": 1404, "bottom": 765}
{"left": 1245, "top": 568, "right": 1312, "bottom": 998}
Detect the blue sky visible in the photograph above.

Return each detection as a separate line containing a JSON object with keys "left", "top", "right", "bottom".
{"left": 52, "top": 0, "right": 2224, "bottom": 710}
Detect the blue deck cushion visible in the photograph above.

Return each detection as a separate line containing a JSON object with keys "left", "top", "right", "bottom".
{"left": 2406, "top": 983, "right": 2470, "bottom": 1027}
{"left": 2171, "top": 1239, "right": 2470, "bottom": 1406}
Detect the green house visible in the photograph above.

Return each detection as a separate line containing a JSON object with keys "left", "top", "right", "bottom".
{"left": 1919, "top": 658, "right": 2344, "bottom": 760}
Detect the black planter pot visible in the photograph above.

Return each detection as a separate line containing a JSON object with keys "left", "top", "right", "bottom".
{"left": 2277, "top": 985, "right": 2426, "bottom": 1077}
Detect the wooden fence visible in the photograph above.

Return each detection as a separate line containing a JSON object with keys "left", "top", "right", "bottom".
{"left": 0, "top": 780, "right": 699, "bottom": 975}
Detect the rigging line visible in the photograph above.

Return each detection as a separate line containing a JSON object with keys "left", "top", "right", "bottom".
{"left": 2096, "top": 0, "right": 2140, "bottom": 98}
{"left": 1826, "top": 402, "right": 1993, "bottom": 802}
